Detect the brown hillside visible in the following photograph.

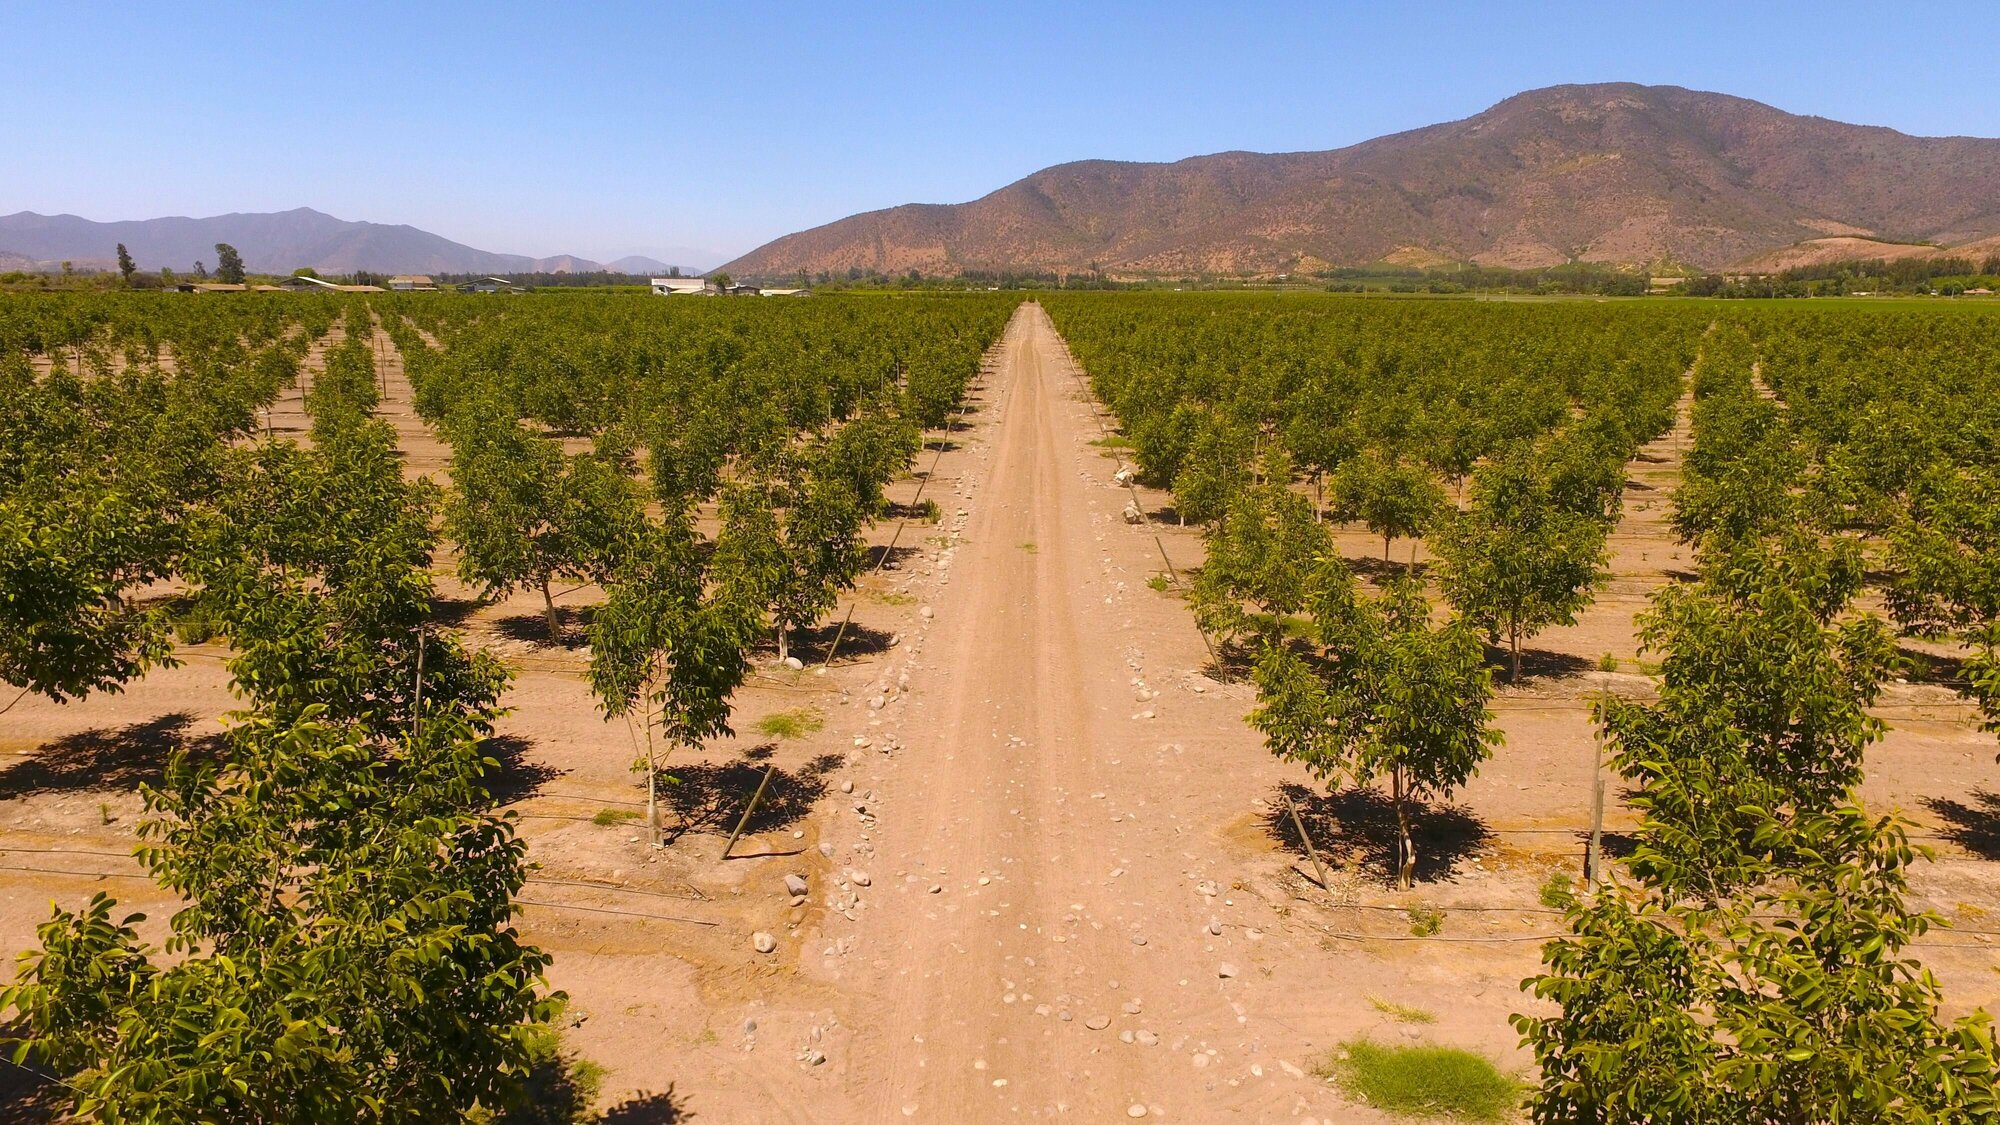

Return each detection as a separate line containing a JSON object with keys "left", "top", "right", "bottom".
{"left": 723, "top": 83, "right": 2000, "bottom": 277}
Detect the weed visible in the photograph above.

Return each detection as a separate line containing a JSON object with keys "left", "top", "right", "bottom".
{"left": 1146, "top": 573, "right": 1173, "bottom": 593}
{"left": 911, "top": 498, "right": 941, "bottom": 523}
{"left": 591, "top": 808, "right": 640, "bottom": 827}
{"left": 755, "top": 708, "right": 826, "bottom": 740}
{"left": 870, "top": 590, "right": 917, "bottom": 606}
{"left": 1318, "top": 1039, "right": 1519, "bottom": 1121}
{"left": 1406, "top": 905, "right": 1445, "bottom": 936}
{"left": 1088, "top": 435, "right": 1134, "bottom": 450}
{"left": 1596, "top": 651, "right": 1620, "bottom": 673}
{"left": 1019, "top": 541, "right": 1038, "bottom": 553}
{"left": 1539, "top": 870, "right": 1577, "bottom": 910}
{"left": 1368, "top": 996, "right": 1438, "bottom": 1024}
{"left": 99, "top": 801, "right": 116, "bottom": 826}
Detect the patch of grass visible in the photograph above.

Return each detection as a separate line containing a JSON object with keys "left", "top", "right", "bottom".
{"left": 1146, "top": 573, "right": 1174, "bottom": 593}
{"left": 1406, "top": 905, "right": 1445, "bottom": 937}
{"left": 1635, "top": 658, "right": 1665, "bottom": 676}
{"left": 870, "top": 589, "right": 917, "bottom": 606}
{"left": 1319, "top": 1040, "right": 1519, "bottom": 1121}
{"left": 1019, "top": 541, "right": 1038, "bottom": 553}
{"left": 1088, "top": 435, "right": 1133, "bottom": 450}
{"left": 754, "top": 707, "right": 825, "bottom": 740}
{"left": 1539, "top": 871, "right": 1577, "bottom": 911}
{"left": 910, "top": 498, "right": 941, "bottom": 523}
{"left": 1596, "top": 651, "right": 1620, "bottom": 673}
{"left": 1368, "top": 996, "right": 1438, "bottom": 1024}
{"left": 473, "top": 1024, "right": 605, "bottom": 1124}
{"left": 591, "top": 807, "right": 640, "bottom": 827}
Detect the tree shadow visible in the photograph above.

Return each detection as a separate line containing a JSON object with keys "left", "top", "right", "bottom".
{"left": 480, "top": 735, "right": 564, "bottom": 805}
{"left": 1922, "top": 790, "right": 2000, "bottom": 860}
{"left": 1266, "top": 783, "right": 1493, "bottom": 885}
{"left": 1480, "top": 643, "right": 1592, "bottom": 684}
{"left": 1345, "top": 554, "right": 1429, "bottom": 583}
{"left": 1898, "top": 645, "right": 1967, "bottom": 687}
{"left": 492, "top": 605, "right": 597, "bottom": 651}
{"left": 427, "top": 593, "right": 485, "bottom": 629}
{"left": 0, "top": 1031, "right": 59, "bottom": 1125}
{"left": 598, "top": 1087, "right": 690, "bottom": 1123}
{"left": 885, "top": 499, "right": 941, "bottom": 523}
{"left": 790, "top": 620, "right": 895, "bottom": 663}
{"left": 655, "top": 751, "right": 840, "bottom": 843}
{"left": 865, "top": 543, "right": 923, "bottom": 570}
{"left": 0, "top": 712, "right": 224, "bottom": 801}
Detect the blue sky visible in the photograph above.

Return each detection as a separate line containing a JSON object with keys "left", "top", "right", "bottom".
{"left": 7, "top": 2, "right": 1999, "bottom": 265}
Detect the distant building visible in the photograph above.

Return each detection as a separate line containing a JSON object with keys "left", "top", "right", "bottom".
{"left": 174, "top": 282, "right": 249, "bottom": 293}
{"left": 650, "top": 276, "right": 708, "bottom": 296}
{"left": 462, "top": 276, "right": 527, "bottom": 293}
{"left": 388, "top": 274, "right": 437, "bottom": 291}
{"left": 718, "top": 283, "right": 761, "bottom": 296}
{"left": 759, "top": 287, "right": 811, "bottom": 297}
{"left": 278, "top": 275, "right": 386, "bottom": 293}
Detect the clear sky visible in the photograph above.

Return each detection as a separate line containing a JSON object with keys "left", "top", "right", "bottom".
{"left": 8, "top": 2, "right": 1999, "bottom": 266}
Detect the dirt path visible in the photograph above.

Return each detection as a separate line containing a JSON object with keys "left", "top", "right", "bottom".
{"left": 808, "top": 304, "right": 1340, "bottom": 1120}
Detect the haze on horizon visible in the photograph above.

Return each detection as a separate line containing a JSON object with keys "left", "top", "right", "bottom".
{"left": 8, "top": 1, "right": 2000, "bottom": 265}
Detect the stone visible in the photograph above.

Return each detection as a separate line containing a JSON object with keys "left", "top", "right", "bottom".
{"left": 1121, "top": 1000, "right": 1142, "bottom": 1015}
{"left": 1207, "top": 919, "right": 1223, "bottom": 936}
{"left": 1122, "top": 504, "right": 1144, "bottom": 525}
{"left": 783, "top": 656, "right": 805, "bottom": 671}
{"left": 1135, "top": 1030, "right": 1160, "bottom": 1046}
{"left": 753, "top": 932, "right": 777, "bottom": 954}
{"left": 849, "top": 870, "right": 872, "bottom": 887}
{"left": 919, "top": 606, "right": 935, "bottom": 620}
{"left": 1085, "top": 1014, "right": 1112, "bottom": 1030}
{"left": 818, "top": 842, "right": 834, "bottom": 858}
{"left": 784, "top": 874, "right": 809, "bottom": 896}
{"left": 1218, "top": 962, "right": 1239, "bottom": 979}
{"left": 1127, "top": 1105, "right": 1148, "bottom": 1118}
{"left": 1192, "top": 1053, "right": 1210, "bottom": 1069}
{"left": 841, "top": 780, "right": 854, "bottom": 794}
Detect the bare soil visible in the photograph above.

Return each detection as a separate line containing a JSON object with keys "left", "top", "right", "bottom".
{"left": 4, "top": 303, "right": 1997, "bottom": 1122}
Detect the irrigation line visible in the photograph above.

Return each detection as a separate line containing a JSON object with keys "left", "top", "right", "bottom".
{"left": 514, "top": 897, "right": 718, "bottom": 928}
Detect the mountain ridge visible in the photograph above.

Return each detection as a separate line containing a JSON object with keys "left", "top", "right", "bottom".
{"left": 0, "top": 207, "right": 710, "bottom": 276}
{"left": 721, "top": 83, "right": 2000, "bottom": 277}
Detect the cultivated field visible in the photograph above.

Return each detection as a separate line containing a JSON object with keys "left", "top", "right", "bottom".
{"left": 4, "top": 292, "right": 1998, "bottom": 1121}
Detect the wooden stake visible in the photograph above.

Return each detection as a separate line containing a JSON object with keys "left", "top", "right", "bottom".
{"left": 1280, "top": 788, "right": 1332, "bottom": 892}
{"left": 1587, "top": 734, "right": 1606, "bottom": 888}
{"left": 720, "top": 763, "right": 778, "bottom": 860}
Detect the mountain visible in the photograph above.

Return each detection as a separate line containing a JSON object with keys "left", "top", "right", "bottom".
{"left": 722, "top": 84, "right": 2000, "bottom": 277}
{"left": 0, "top": 208, "right": 690, "bottom": 276}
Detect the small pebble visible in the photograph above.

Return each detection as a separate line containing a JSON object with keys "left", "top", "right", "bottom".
{"left": 753, "top": 932, "right": 777, "bottom": 954}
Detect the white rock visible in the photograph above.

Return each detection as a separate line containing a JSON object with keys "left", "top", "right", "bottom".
{"left": 1218, "top": 962, "right": 1239, "bottom": 979}
{"left": 849, "top": 870, "right": 872, "bottom": 887}
{"left": 1122, "top": 504, "right": 1144, "bottom": 525}
{"left": 753, "top": 932, "right": 777, "bottom": 954}
{"left": 919, "top": 606, "right": 935, "bottom": 620}
{"left": 784, "top": 874, "right": 809, "bottom": 896}
{"left": 783, "top": 656, "right": 805, "bottom": 671}
{"left": 841, "top": 780, "right": 854, "bottom": 794}
{"left": 1127, "top": 1104, "right": 1148, "bottom": 1118}
{"left": 1135, "top": 1030, "right": 1160, "bottom": 1046}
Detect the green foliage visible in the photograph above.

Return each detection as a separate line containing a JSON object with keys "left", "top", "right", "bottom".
{"left": 1331, "top": 448, "right": 1447, "bottom": 562}
{"left": 212, "top": 242, "right": 246, "bottom": 286}
{"left": 447, "top": 417, "right": 642, "bottom": 640}
{"left": 1516, "top": 808, "right": 2000, "bottom": 1123}
{"left": 1250, "top": 565, "right": 1501, "bottom": 886}
{"left": 1320, "top": 1039, "right": 1520, "bottom": 1121}
{"left": 1435, "top": 435, "right": 1613, "bottom": 679}
{"left": 590, "top": 807, "right": 640, "bottom": 826}
{"left": 1191, "top": 460, "right": 1333, "bottom": 646}
{"left": 754, "top": 707, "right": 825, "bottom": 740}
{"left": 1407, "top": 905, "right": 1446, "bottom": 937}
{"left": 1602, "top": 532, "right": 1898, "bottom": 900}
{"left": 589, "top": 518, "right": 757, "bottom": 834}
{"left": 2, "top": 702, "right": 562, "bottom": 1122}
{"left": 1539, "top": 870, "right": 1577, "bottom": 911}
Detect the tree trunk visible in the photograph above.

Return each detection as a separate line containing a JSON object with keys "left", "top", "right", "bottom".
{"left": 1510, "top": 620, "right": 1521, "bottom": 683}
{"left": 542, "top": 579, "right": 560, "bottom": 643}
{"left": 1393, "top": 766, "right": 1415, "bottom": 890}
{"left": 1314, "top": 473, "right": 1324, "bottom": 523}
{"left": 1383, "top": 534, "right": 1392, "bottom": 563}
{"left": 1411, "top": 539, "right": 1419, "bottom": 571}
{"left": 777, "top": 623, "right": 789, "bottom": 664}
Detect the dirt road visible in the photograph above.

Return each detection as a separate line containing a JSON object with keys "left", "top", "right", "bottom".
{"left": 815, "top": 304, "right": 1338, "bottom": 1120}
